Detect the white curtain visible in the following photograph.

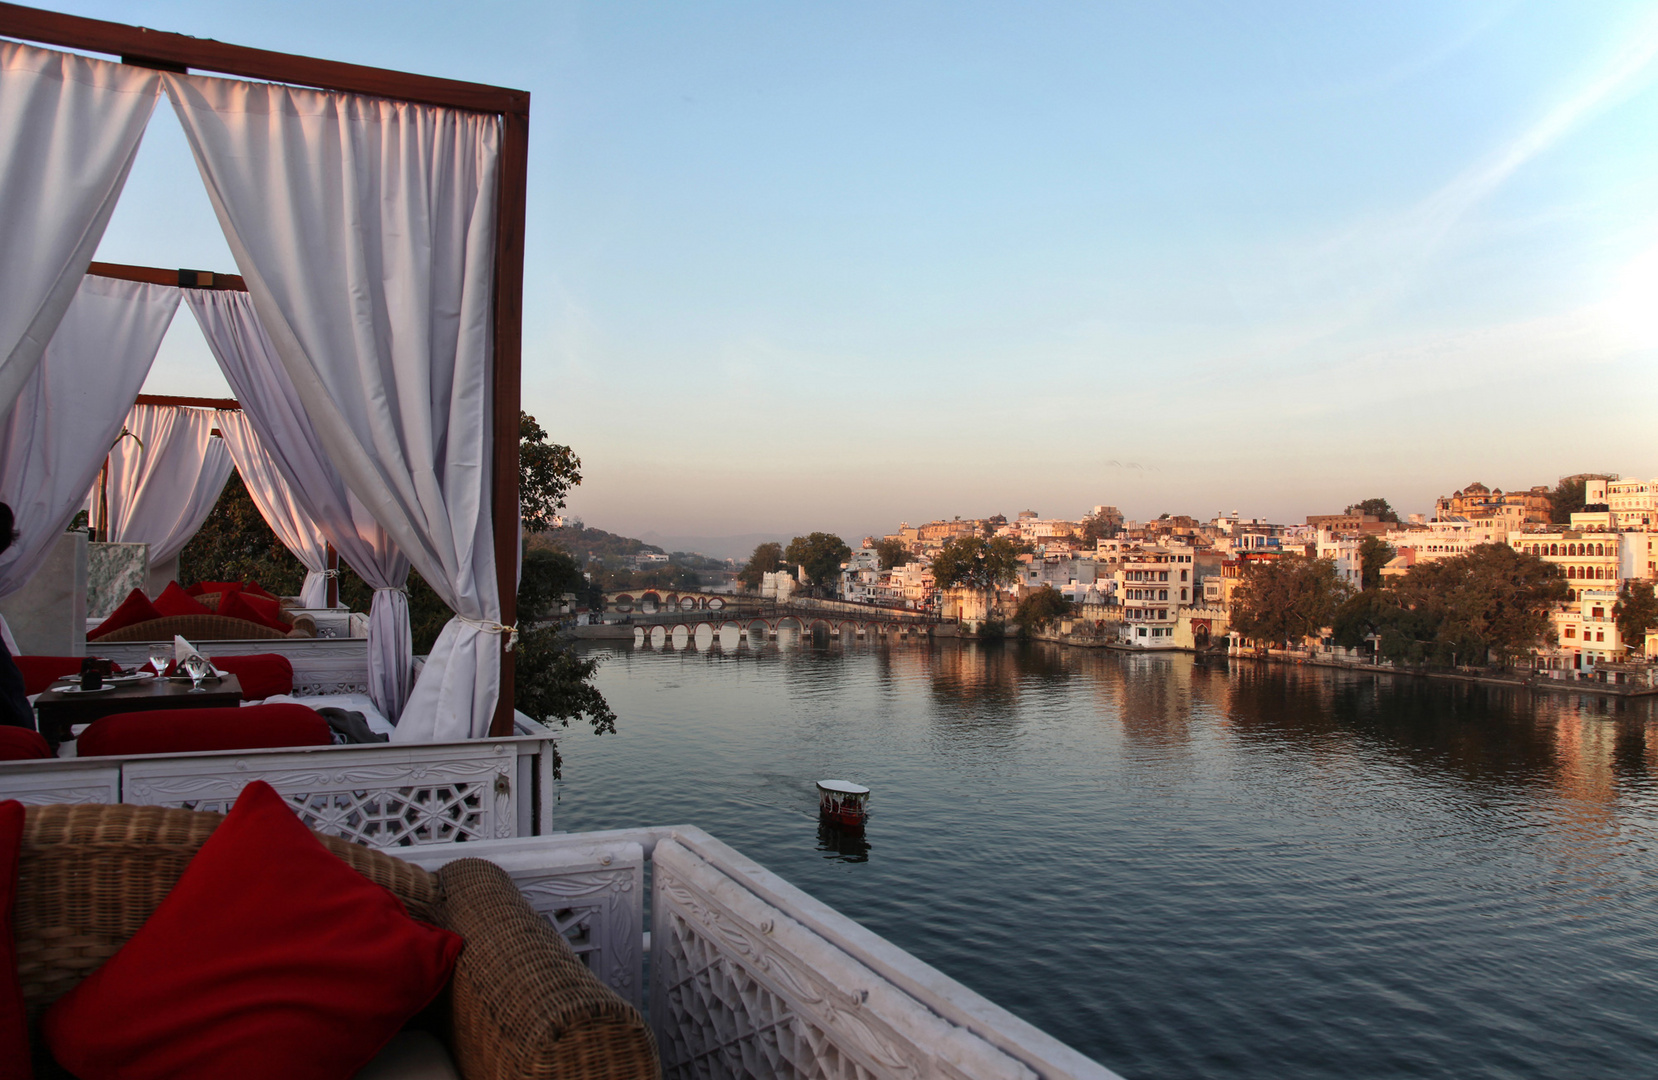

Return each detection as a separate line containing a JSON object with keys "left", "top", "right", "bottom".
{"left": 185, "top": 289, "right": 412, "bottom": 718}
{"left": 105, "top": 404, "right": 234, "bottom": 569}
{"left": 0, "top": 277, "right": 177, "bottom": 598}
{"left": 167, "top": 73, "right": 506, "bottom": 741}
{"left": 213, "top": 409, "right": 331, "bottom": 608}
{"left": 0, "top": 43, "right": 161, "bottom": 421}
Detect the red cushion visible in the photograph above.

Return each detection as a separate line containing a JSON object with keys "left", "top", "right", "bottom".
{"left": 88, "top": 589, "right": 162, "bottom": 640}
{"left": 75, "top": 705, "right": 332, "bottom": 758}
{"left": 0, "top": 800, "right": 28, "bottom": 1080}
{"left": 207, "top": 654, "right": 294, "bottom": 701}
{"left": 0, "top": 727, "right": 51, "bottom": 761}
{"left": 237, "top": 591, "right": 292, "bottom": 631}
{"left": 14, "top": 657, "right": 84, "bottom": 696}
{"left": 42, "top": 781, "right": 462, "bottom": 1080}
{"left": 185, "top": 580, "right": 244, "bottom": 597}
{"left": 218, "top": 591, "right": 287, "bottom": 634}
{"left": 152, "top": 582, "right": 211, "bottom": 619}
{"left": 242, "top": 581, "right": 277, "bottom": 600}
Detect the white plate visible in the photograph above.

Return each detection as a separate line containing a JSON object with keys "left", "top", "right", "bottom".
{"left": 105, "top": 672, "right": 156, "bottom": 684}
{"left": 53, "top": 684, "right": 115, "bottom": 694}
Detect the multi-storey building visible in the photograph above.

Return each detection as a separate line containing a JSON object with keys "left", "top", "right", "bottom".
{"left": 1117, "top": 541, "right": 1196, "bottom": 645}
{"left": 1434, "top": 481, "right": 1552, "bottom": 525}
{"left": 1507, "top": 530, "right": 1651, "bottom": 600}
{"left": 1585, "top": 478, "right": 1658, "bottom": 529}
{"left": 1384, "top": 519, "right": 1509, "bottom": 565}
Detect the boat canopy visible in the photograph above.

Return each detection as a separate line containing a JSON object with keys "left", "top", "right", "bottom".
{"left": 816, "top": 780, "right": 870, "bottom": 796}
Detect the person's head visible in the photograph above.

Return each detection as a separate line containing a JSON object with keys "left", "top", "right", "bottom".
{"left": 0, "top": 503, "right": 14, "bottom": 556}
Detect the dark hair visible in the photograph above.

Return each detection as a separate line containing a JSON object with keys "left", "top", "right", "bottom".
{"left": 0, "top": 503, "right": 13, "bottom": 557}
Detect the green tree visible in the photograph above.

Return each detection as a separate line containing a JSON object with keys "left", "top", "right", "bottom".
{"left": 1346, "top": 498, "right": 1399, "bottom": 523}
{"left": 179, "top": 472, "right": 306, "bottom": 595}
{"left": 1014, "top": 585, "right": 1071, "bottom": 636}
{"left": 518, "top": 547, "right": 586, "bottom": 622}
{"left": 738, "top": 541, "right": 784, "bottom": 591}
{"left": 511, "top": 626, "right": 616, "bottom": 778}
{"left": 1616, "top": 581, "right": 1658, "bottom": 651}
{"left": 784, "top": 532, "right": 852, "bottom": 588}
{"left": 1389, "top": 544, "right": 1567, "bottom": 667}
{"left": 518, "top": 412, "right": 582, "bottom": 533}
{"left": 873, "top": 537, "right": 913, "bottom": 570}
{"left": 1358, "top": 535, "right": 1396, "bottom": 591}
{"left": 1550, "top": 474, "right": 1616, "bottom": 524}
{"left": 929, "top": 535, "right": 1029, "bottom": 590}
{"left": 1230, "top": 555, "right": 1352, "bottom": 648}
{"left": 1080, "top": 508, "right": 1120, "bottom": 544}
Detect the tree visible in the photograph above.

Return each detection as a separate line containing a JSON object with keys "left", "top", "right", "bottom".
{"left": 1080, "top": 509, "right": 1120, "bottom": 543}
{"left": 738, "top": 542, "right": 784, "bottom": 591}
{"left": 1358, "top": 535, "right": 1396, "bottom": 591}
{"left": 929, "top": 535, "right": 1029, "bottom": 590}
{"left": 518, "top": 547, "right": 587, "bottom": 622}
{"left": 1381, "top": 543, "right": 1567, "bottom": 667}
{"left": 784, "top": 532, "right": 852, "bottom": 589}
{"left": 1550, "top": 474, "right": 1615, "bottom": 524}
{"left": 1346, "top": 498, "right": 1399, "bottom": 523}
{"left": 873, "top": 537, "right": 912, "bottom": 570}
{"left": 179, "top": 472, "right": 306, "bottom": 595}
{"left": 1616, "top": 581, "right": 1658, "bottom": 651}
{"left": 511, "top": 625, "right": 616, "bottom": 779}
{"left": 519, "top": 412, "right": 582, "bottom": 533}
{"left": 1230, "top": 555, "right": 1352, "bottom": 648}
{"left": 1015, "top": 586, "right": 1071, "bottom": 635}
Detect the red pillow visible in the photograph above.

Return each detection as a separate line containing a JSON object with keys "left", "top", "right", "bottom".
{"left": 14, "top": 656, "right": 85, "bottom": 696}
{"left": 237, "top": 591, "right": 292, "bottom": 631}
{"left": 42, "top": 781, "right": 461, "bottom": 1080}
{"left": 207, "top": 654, "right": 294, "bottom": 701}
{"left": 185, "top": 581, "right": 244, "bottom": 597}
{"left": 0, "top": 727, "right": 51, "bottom": 761}
{"left": 217, "top": 591, "right": 286, "bottom": 634}
{"left": 0, "top": 800, "right": 28, "bottom": 1080}
{"left": 88, "top": 589, "right": 162, "bottom": 640}
{"left": 152, "top": 582, "right": 211, "bottom": 619}
{"left": 75, "top": 705, "right": 332, "bottom": 758}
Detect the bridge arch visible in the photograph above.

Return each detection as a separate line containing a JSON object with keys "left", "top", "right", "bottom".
{"left": 614, "top": 593, "right": 633, "bottom": 612}
{"left": 648, "top": 625, "right": 666, "bottom": 647}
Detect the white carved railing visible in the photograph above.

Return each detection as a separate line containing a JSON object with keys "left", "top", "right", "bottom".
{"left": 0, "top": 718, "right": 557, "bottom": 847}
{"left": 409, "top": 828, "right": 1122, "bottom": 1080}
{"left": 94, "top": 638, "right": 373, "bottom": 696}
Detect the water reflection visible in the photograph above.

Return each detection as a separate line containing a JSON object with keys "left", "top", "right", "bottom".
{"left": 816, "top": 819, "right": 871, "bottom": 863}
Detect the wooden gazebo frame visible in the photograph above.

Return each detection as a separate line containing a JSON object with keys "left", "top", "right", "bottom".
{"left": 0, "top": 3, "right": 529, "bottom": 736}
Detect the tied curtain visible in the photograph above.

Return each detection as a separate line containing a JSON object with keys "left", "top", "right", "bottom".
{"left": 0, "top": 277, "right": 177, "bottom": 598}
{"left": 0, "top": 43, "right": 160, "bottom": 421}
{"left": 167, "top": 73, "right": 506, "bottom": 741}
{"left": 186, "top": 289, "right": 413, "bottom": 719}
{"left": 212, "top": 410, "right": 331, "bottom": 609}
{"left": 104, "top": 403, "right": 235, "bottom": 570}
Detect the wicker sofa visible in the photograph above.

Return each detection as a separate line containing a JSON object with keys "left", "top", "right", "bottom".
{"left": 16, "top": 803, "right": 659, "bottom": 1079}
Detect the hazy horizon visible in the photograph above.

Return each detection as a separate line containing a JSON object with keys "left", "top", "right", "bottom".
{"left": 65, "top": 1, "right": 1658, "bottom": 543}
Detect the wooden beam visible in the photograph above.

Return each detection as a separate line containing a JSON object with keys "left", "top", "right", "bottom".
{"left": 134, "top": 394, "right": 241, "bottom": 410}
{"left": 87, "top": 261, "right": 247, "bottom": 291}
{"left": 488, "top": 108, "right": 529, "bottom": 737}
{"left": 0, "top": 3, "right": 528, "bottom": 115}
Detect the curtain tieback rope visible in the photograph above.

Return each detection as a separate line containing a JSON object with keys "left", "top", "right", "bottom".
{"left": 457, "top": 616, "right": 519, "bottom": 652}
{"left": 372, "top": 585, "right": 407, "bottom": 594}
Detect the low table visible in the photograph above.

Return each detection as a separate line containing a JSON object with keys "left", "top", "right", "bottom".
{"left": 34, "top": 675, "right": 243, "bottom": 750}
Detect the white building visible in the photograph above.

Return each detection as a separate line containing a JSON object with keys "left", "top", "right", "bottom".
{"left": 1586, "top": 478, "right": 1658, "bottom": 529}
{"left": 1117, "top": 541, "right": 1197, "bottom": 646}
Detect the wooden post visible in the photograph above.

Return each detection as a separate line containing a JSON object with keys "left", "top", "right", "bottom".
{"left": 489, "top": 108, "right": 530, "bottom": 738}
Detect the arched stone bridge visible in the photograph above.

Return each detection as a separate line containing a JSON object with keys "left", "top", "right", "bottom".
{"left": 628, "top": 615, "right": 938, "bottom": 651}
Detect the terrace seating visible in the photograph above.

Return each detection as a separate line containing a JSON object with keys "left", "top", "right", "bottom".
{"left": 13, "top": 801, "right": 658, "bottom": 1078}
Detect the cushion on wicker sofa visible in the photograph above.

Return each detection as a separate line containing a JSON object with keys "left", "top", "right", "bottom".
{"left": 87, "top": 589, "right": 162, "bottom": 640}
{"left": 152, "top": 583, "right": 211, "bottom": 619}
{"left": 89, "top": 614, "right": 290, "bottom": 643}
{"left": 42, "top": 781, "right": 462, "bottom": 1080}
{"left": 16, "top": 801, "right": 658, "bottom": 1080}
{"left": 0, "top": 727, "right": 52, "bottom": 761}
{"left": 218, "top": 591, "right": 288, "bottom": 634}
{"left": 76, "top": 705, "right": 332, "bottom": 757}
{"left": 0, "top": 800, "right": 27, "bottom": 1080}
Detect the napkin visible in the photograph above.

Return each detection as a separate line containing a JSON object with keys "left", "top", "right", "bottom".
{"left": 172, "top": 635, "right": 220, "bottom": 678}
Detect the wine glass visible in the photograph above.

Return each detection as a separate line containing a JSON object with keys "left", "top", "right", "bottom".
{"left": 183, "top": 654, "right": 209, "bottom": 693}
{"left": 148, "top": 645, "right": 170, "bottom": 678}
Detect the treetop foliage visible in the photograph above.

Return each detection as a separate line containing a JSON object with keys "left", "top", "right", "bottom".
{"left": 1616, "top": 581, "right": 1658, "bottom": 648}
{"left": 1230, "top": 555, "right": 1351, "bottom": 648}
{"left": 873, "top": 537, "right": 913, "bottom": 570}
{"left": 1346, "top": 497, "right": 1399, "bottom": 523}
{"left": 738, "top": 541, "right": 784, "bottom": 591}
{"left": 785, "top": 532, "right": 853, "bottom": 588}
{"left": 930, "top": 535, "right": 1029, "bottom": 590}
{"left": 518, "top": 412, "right": 582, "bottom": 534}
{"left": 1015, "top": 585, "right": 1072, "bottom": 636}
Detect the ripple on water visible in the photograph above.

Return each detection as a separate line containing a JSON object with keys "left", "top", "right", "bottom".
{"left": 554, "top": 641, "right": 1658, "bottom": 1080}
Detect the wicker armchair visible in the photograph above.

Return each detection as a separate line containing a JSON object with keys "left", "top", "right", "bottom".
{"left": 15, "top": 804, "right": 659, "bottom": 1079}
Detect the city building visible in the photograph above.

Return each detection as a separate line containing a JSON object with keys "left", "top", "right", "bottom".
{"left": 1433, "top": 481, "right": 1552, "bottom": 525}
{"left": 1585, "top": 477, "right": 1658, "bottom": 529}
{"left": 1117, "top": 541, "right": 1196, "bottom": 645}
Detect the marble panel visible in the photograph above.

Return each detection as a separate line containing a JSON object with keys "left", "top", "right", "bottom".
{"left": 87, "top": 541, "right": 148, "bottom": 616}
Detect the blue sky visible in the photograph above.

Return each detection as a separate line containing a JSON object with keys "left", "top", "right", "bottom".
{"left": 57, "top": 1, "right": 1658, "bottom": 548}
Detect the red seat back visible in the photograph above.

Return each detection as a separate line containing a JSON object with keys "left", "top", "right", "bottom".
{"left": 0, "top": 727, "right": 51, "bottom": 761}
{"left": 207, "top": 654, "right": 295, "bottom": 701}
{"left": 76, "top": 705, "right": 332, "bottom": 758}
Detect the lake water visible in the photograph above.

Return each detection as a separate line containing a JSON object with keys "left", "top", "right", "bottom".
{"left": 555, "top": 636, "right": 1658, "bottom": 1080}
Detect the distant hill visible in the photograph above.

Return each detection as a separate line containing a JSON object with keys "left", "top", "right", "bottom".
{"left": 530, "top": 522, "right": 663, "bottom": 561}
